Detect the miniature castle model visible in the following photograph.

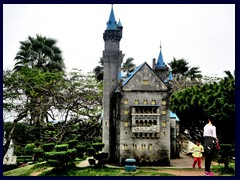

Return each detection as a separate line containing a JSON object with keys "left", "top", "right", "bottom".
{"left": 102, "top": 6, "right": 179, "bottom": 165}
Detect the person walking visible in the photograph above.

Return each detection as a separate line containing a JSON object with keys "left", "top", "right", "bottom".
{"left": 203, "top": 115, "right": 218, "bottom": 176}
{"left": 191, "top": 139, "right": 204, "bottom": 169}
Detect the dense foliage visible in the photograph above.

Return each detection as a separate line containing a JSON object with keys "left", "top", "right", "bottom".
{"left": 170, "top": 71, "right": 235, "bottom": 144}
{"left": 3, "top": 69, "right": 103, "bottom": 157}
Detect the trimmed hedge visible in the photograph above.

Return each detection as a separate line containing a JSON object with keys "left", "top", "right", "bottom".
{"left": 24, "top": 143, "right": 35, "bottom": 155}
{"left": 42, "top": 143, "right": 55, "bottom": 152}
{"left": 55, "top": 144, "right": 68, "bottom": 151}
{"left": 45, "top": 148, "right": 77, "bottom": 169}
{"left": 67, "top": 140, "right": 78, "bottom": 149}
{"left": 92, "top": 143, "right": 104, "bottom": 152}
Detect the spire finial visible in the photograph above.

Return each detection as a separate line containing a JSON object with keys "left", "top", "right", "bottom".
{"left": 160, "top": 40, "right": 162, "bottom": 51}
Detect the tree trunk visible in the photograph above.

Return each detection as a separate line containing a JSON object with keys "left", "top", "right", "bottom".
{"left": 3, "top": 110, "right": 27, "bottom": 158}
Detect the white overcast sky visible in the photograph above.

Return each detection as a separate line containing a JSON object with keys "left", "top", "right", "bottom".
{"left": 3, "top": 4, "right": 235, "bottom": 78}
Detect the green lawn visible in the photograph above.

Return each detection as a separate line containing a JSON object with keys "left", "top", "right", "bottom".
{"left": 3, "top": 162, "right": 175, "bottom": 176}
{"left": 3, "top": 161, "right": 235, "bottom": 176}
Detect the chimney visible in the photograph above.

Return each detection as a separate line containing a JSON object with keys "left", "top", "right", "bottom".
{"left": 152, "top": 58, "right": 156, "bottom": 70}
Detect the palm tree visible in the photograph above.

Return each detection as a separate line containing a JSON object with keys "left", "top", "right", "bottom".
{"left": 186, "top": 67, "right": 203, "bottom": 80}
{"left": 168, "top": 57, "right": 189, "bottom": 76}
{"left": 122, "top": 57, "right": 136, "bottom": 76}
{"left": 13, "top": 34, "right": 65, "bottom": 72}
{"left": 93, "top": 55, "right": 136, "bottom": 81}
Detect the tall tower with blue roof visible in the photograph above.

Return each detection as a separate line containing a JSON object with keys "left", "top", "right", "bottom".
{"left": 102, "top": 5, "right": 123, "bottom": 157}
{"left": 154, "top": 44, "right": 169, "bottom": 81}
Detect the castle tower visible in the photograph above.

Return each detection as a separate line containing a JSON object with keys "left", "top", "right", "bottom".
{"left": 154, "top": 44, "right": 169, "bottom": 81}
{"left": 102, "top": 5, "right": 123, "bottom": 155}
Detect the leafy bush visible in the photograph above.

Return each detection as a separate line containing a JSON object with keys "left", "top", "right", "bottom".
{"left": 42, "top": 143, "right": 55, "bottom": 152}
{"left": 33, "top": 147, "right": 44, "bottom": 162}
{"left": 93, "top": 152, "right": 109, "bottom": 166}
{"left": 75, "top": 144, "right": 86, "bottom": 158}
{"left": 217, "top": 144, "right": 233, "bottom": 169}
{"left": 45, "top": 145, "right": 77, "bottom": 170}
{"left": 17, "top": 156, "right": 33, "bottom": 164}
{"left": 55, "top": 144, "right": 68, "bottom": 151}
{"left": 88, "top": 158, "right": 96, "bottom": 166}
{"left": 67, "top": 140, "right": 78, "bottom": 149}
{"left": 92, "top": 143, "right": 104, "bottom": 152}
{"left": 24, "top": 143, "right": 35, "bottom": 155}
{"left": 87, "top": 148, "right": 96, "bottom": 156}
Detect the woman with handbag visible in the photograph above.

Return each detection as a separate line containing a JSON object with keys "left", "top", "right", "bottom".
{"left": 203, "top": 115, "right": 218, "bottom": 176}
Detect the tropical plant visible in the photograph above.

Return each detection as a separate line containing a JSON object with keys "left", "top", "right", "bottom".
{"left": 13, "top": 34, "right": 65, "bottom": 72}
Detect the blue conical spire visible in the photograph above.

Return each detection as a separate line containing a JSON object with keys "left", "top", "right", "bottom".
{"left": 106, "top": 5, "right": 117, "bottom": 30}
{"left": 117, "top": 19, "right": 122, "bottom": 27}
{"left": 156, "top": 43, "right": 165, "bottom": 68}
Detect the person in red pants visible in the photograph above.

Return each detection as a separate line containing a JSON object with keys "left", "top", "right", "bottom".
{"left": 191, "top": 139, "right": 204, "bottom": 169}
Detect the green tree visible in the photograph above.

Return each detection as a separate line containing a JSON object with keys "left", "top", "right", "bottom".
{"left": 170, "top": 71, "right": 235, "bottom": 144}
{"left": 168, "top": 58, "right": 203, "bottom": 92}
{"left": 3, "top": 68, "right": 65, "bottom": 157}
{"left": 4, "top": 68, "right": 104, "bottom": 157}
{"left": 122, "top": 57, "right": 136, "bottom": 76}
{"left": 13, "top": 34, "right": 65, "bottom": 72}
{"left": 168, "top": 57, "right": 189, "bottom": 76}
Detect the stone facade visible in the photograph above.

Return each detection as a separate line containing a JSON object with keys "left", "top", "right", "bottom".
{"left": 102, "top": 6, "right": 179, "bottom": 166}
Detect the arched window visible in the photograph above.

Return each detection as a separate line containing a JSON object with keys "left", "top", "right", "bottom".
{"left": 148, "top": 120, "right": 152, "bottom": 126}
{"left": 151, "top": 99, "right": 156, "bottom": 105}
{"left": 124, "top": 108, "right": 129, "bottom": 114}
{"left": 136, "top": 120, "right": 139, "bottom": 125}
{"left": 143, "top": 99, "right": 148, "bottom": 105}
{"left": 162, "top": 100, "right": 166, "bottom": 105}
{"left": 148, "top": 144, "right": 153, "bottom": 150}
{"left": 141, "top": 144, "right": 146, "bottom": 150}
{"left": 144, "top": 120, "right": 148, "bottom": 125}
{"left": 134, "top": 99, "right": 139, "bottom": 105}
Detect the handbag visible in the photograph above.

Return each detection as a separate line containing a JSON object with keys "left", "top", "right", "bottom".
{"left": 215, "top": 140, "right": 220, "bottom": 150}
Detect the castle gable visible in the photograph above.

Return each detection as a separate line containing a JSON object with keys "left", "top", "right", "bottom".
{"left": 122, "top": 62, "right": 168, "bottom": 91}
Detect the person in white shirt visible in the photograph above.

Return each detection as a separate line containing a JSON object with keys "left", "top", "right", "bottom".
{"left": 203, "top": 115, "right": 218, "bottom": 176}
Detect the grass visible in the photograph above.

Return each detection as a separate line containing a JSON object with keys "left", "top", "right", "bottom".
{"left": 3, "top": 162, "right": 175, "bottom": 176}
{"left": 3, "top": 161, "right": 235, "bottom": 176}
{"left": 3, "top": 162, "right": 52, "bottom": 176}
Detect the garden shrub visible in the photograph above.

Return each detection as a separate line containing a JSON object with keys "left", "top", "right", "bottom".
{"left": 45, "top": 145, "right": 77, "bottom": 170}
{"left": 88, "top": 158, "right": 96, "bottom": 166}
{"left": 55, "top": 144, "right": 68, "bottom": 151}
{"left": 42, "top": 143, "right": 55, "bottom": 152}
{"left": 33, "top": 147, "right": 44, "bottom": 162}
{"left": 87, "top": 147, "right": 96, "bottom": 156}
{"left": 217, "top": 144, "right": 233, "bottom": 169}
{"left": 92, "top": 143, "right": 104, "bottom": 152}
{"left": 24, "top": 143, "right": 35, "bottom": 155}
{"left": 67, "top": 140, "right": 78, "bottom": 149}
{"left": 75, "top": 144, "right": 86, "bottom": 158}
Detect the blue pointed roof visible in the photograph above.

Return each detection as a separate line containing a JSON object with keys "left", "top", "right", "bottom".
{"left": 106, "top": 6, "right": 117, "bottom": 30}
{"left": 156, "top": 49, "right": 165, "bottom": 68}
{"left": 170, "top": 111, "right": 180, "bottom": 121}
{"left": 122, "top": 62, "right": 145, "bottom": 87}
{"left": 117, "top": 19, "right": 122, "bottom": 27}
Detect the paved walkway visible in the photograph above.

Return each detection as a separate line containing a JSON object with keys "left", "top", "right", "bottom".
{"left": 77, "top": 152, "right": 203, "bottom": 168}
{"left": 76, "top": 153, "right": 224, "bottom": 176}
